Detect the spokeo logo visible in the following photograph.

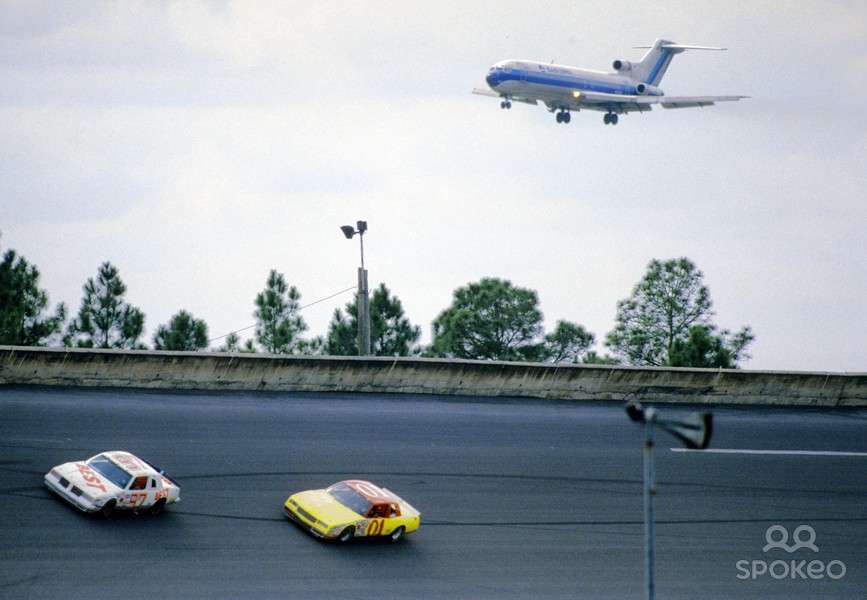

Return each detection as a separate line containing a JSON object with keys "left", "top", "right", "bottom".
{"left": 736, "top": 524, "right": 846, "bottom": 581}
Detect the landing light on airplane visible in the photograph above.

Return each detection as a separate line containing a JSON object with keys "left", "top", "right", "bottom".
{"left": 572, "top": 91, "right": 581, "bottom": 99}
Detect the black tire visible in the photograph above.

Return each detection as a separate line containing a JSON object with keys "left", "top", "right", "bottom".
{"left": 148, "top": 498, "right": 166, "bottom": 515}
{"left": 98, "top": 499, "right": 116, "bottom": 518}
{"left": 337, "top": 526, "right": 355, "bottom": 544}
{"left": 389, "top": 526, "right": 405, "bottom": 543}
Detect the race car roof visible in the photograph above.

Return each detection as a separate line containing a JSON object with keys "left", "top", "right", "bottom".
{"left": 101, "top": 451, "right": 158, "bottom": 476}
{"left": 341, "top": 480, "right": 401, "bottom": 504}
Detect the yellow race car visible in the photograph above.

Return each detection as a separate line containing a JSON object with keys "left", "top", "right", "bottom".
{"left": 284, "top": 479, "right": 420, "bottom": 543}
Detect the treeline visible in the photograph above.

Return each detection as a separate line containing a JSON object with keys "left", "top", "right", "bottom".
{"left": 0, "top": 237, "right": 754, "bottom": 368}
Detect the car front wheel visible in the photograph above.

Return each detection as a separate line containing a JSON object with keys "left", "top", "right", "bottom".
{"left": 98, "top": 499, "right": 116, "bottom": 518}
{"left": 337, "top": 526, "right": 355, "bottom": 544}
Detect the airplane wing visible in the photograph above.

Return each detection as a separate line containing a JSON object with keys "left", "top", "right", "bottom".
{"left": 474, "top": 85, "right": 746, "bottom": 116}
{"left": 655, "top": 95, "right": 749, "bottom": 109}
{"left": 472, "top": 87, "right": 538, "bottom": 105}
{"left": 568, "top": 91, "right": 747, "bottom": 111}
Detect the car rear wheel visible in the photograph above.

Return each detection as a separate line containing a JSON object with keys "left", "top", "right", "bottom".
{"left": 148, "top": 499, "right": 166, "bottom": 515}
{"left": 98, "top": 499, "right": 116, "bottom": 518}
{"left": 389, "top": 526, "right": 405, "bottom": 543}
{"left": 337, "top": 526, "right": 355, "bottom": 544}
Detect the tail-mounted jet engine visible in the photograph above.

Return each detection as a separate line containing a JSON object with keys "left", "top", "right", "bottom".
{"left": 634, "top": 83, "right": 662, "bottom": 96}
{"left": 612, "top": 59, "right": 633, "bottom": 74}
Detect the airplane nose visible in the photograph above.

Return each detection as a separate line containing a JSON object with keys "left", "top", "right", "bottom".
{"left": 486, "top": 71, "right": 499, "bottom": 87}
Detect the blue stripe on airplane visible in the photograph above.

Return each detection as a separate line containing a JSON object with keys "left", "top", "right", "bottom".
{"left": 500, "top": 69, "right": 634, "bottom": 95}
{"left": 646, "top": 50, "right": 672, "bottom": 86}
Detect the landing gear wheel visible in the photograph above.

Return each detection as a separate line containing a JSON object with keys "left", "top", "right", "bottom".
{"left": 337, "top": 526, "right": 355, "bottom": 544}
{"left": 556, "top": 110, "right": 571, "bottom": 124}
{"left": 389, "top": 526, "right": 406, "bottom": 543}
{"left": 500, "top": 100, "right": 512, "bottom": 109}
{"left": 604, "top": 113, "right": 619, "bottom": 125}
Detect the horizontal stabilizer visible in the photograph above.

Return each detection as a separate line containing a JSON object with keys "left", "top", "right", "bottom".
{"left": 634, "top": 43, "right": 727, "bottom": 51}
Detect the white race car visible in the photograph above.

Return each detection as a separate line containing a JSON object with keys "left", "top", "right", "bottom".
{"left": 45, "top": 451, "right": 180, "bottom": 517}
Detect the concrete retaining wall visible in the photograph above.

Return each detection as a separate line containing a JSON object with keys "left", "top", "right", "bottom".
{"left": 0, "top": 346, "right": 864, "bottom": 407}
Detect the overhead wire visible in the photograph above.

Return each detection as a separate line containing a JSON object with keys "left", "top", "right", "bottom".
{"left": 207, "top": 284, "right": 357, "bottom": 344}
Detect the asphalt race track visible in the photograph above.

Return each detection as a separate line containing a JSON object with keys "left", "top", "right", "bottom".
{"left": 1, "top": 387, "right": 865, "bottom": 599}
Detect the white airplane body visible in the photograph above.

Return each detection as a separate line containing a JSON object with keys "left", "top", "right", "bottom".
{"left": 473, "top": 39, "right": 747, "bottom": 125}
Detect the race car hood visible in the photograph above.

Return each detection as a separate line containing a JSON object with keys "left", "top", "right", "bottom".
{"left": 51, "top": 461, "right": 122, "bottom": 495}
{"left": 292, "top": 489, "right": 362, "bottom": 525}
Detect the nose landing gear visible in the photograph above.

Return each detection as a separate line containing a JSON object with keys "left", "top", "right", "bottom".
{"left": 555, "top": 110, "right": 571, "bottom": 124}
{"left": 603, "top": 112, "right": 619, "bottom": 125}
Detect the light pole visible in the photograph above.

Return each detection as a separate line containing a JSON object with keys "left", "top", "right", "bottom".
{"left": 340, "top": 220, "right": 370, "bottom": 356}
{"left": 626, "top": 400, "right": 713, "bottom": 600}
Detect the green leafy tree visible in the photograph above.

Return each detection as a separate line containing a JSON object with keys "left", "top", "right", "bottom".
{"left": 0, "top": 240, "right": 66, "bottom": 346}
{"left": 426, "top": 277, "right": 543, "bottom": 361}
{"left": 667, "top": 324, "right": 754, "bottom": 368}
{"left": 254, "top": 270, "right": 307, "bottom": 354}
{"left": 304, "top": 335, "right": 325, "bottom": 356}
{"left": 153, "top": 310, "right": 209, "bottom": 351}
{"left": 581, "top": 351, "right": 621, "bottom": 365}
{"left": 215, "top": 331, "right": 256, "bottom": 353}
{"left": 66, "top": 261, "right": 146, "bottom": 349}
{"left": 325, "top": 307, "right": 357, "bottom": 355}
{"left": 542, "top": 320, "right": 595, "bottom": 364}
{"left": 605, "top": 257, "right": 753, "bottom": 367}
{"left": 326, "top": 283, "right": 421, "bottom": 356}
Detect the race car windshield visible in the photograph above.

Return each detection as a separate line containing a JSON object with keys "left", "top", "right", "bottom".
{"left": 326, "top": 483, "right": 372, "bottom": 516}
{"left": 87, "top": 454, "right": 133, "bottom": 489}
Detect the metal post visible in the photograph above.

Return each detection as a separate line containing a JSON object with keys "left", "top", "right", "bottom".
{"left": 358, "top": 221, "right": 365, "bottom": 272}
{"left": 353, "top": 220, "right": 371, "bottom": 357}
{"left": 356, "top": 266, "right": 365, "bottom": 356}
{"left": 626, "top": 400, "right": 711, "bottom": 600}
{"left": 643, "top": 409, "right": 656, "bottom": 600}
{"left": 358, "top": 267, "right": 370, "bottom": 356}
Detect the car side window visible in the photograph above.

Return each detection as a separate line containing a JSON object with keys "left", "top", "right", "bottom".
{"left": 130, "top": 476, "right": 148, "bottom": 490}
{"left": 149, "top": 478, "right": 157, "bottom": 489}
{"left": 389, "top": 504, "right": 399, "bottom": 517}
{"left": 369, "top": 504, "right": 388, "bottom": 518}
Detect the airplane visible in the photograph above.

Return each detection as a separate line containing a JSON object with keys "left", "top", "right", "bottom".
{"left": 472, "top": 38, "right": 747, "bottom": 125}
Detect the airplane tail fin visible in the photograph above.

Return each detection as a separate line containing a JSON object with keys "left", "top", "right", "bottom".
{"left": 613, "top": 39, "right": 727, "bottom": 87}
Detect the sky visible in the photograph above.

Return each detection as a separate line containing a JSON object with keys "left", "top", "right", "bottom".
{"left": 1, "top": 1, "right": 865, "bottom": 373}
